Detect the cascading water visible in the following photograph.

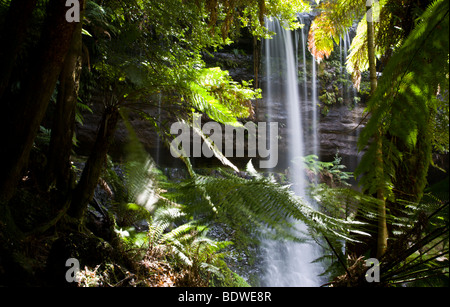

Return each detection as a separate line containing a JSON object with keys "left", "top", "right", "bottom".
{"left": 260, "top": 17, "right": 322, "bottom": 287}
{"left": 340, "top": 31, "right": 357, "bottom": 105}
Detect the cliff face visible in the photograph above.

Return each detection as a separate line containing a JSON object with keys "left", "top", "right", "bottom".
{"left": 75, "top": 49, "right": 447, "bottom": 184}
{"left": 318, "top": 103, "right": 366, "bottom": 167}
{"left": 75, "top": 51, "right": 367, "bottom": 176}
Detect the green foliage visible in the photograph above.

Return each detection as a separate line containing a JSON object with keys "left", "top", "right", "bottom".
{"left": 142, "top": 205, "right": 233, "bottom": 285}
{"left": 308, "top": 0, "right": 367, "bottom": 62}
{"left": 378, "top": 200, "right": 449, "bottom": 286}
{"left": 114, "top": 114, "right": 375, "bottom": 285}
{"left": 184, "top": 67, "right": 261, "bottom": 125}
{"left": 75, "top": 100, "right": 93, "bottom": 126}
{"left": 303, "top": 153, "right": 353, "bottom": 187}
{"left": 203, "top": 0, "right": 311, "bottom": 39}
{"left": 170, "top": 159, "right": 366, "bottom": 246}
{"left": 356, "top": 0, "right": 449, "bottom": 199}
{"left": 82, "top": 0, "right": 266, "bottom": 139}
{"left": 309, "top": 183, "right": 449, "bottom": 286}
{"left": 345, "top": 12, "right": 384, "bottom": 90}
{"left": 4, "top": 0, "right": 447, "bottom": 288}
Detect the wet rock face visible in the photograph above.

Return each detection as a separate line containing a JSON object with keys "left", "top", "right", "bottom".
{"left": 75, "top": 96, "right": 367, "bottom": 174}
{"left": 318, "top": 103, "right": 367, "bottom": 165}
{"left": 256, "top": 76, "right": 367, "bottom": 172}
{"left": 75, "top": 32, "right": 367, "bottom": 173}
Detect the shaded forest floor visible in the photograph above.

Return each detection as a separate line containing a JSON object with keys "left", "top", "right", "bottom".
{"left": 0, "top": 150, "right": 252, "bottom": 287}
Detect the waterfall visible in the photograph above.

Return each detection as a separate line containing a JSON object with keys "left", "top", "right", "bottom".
{"left": 261, "top": 17, "right": 322, "bottom": 287}
{"left": 300, "top": 17, "right": 319, "bottom": 162}
{"left": 340, "top": 31, "right": 358, "bottom": 104}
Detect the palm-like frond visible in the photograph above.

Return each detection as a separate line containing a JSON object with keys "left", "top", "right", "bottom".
{"left": 184, "top": 67, "right": 260, "bottom": 125}
{"left": 171, "top": 159, "right": 368, "bottom": 245}
{"left": 317, "top": 186, "right": 449, "bottom": 286}
{"left": 356, "top": 0, "right": 449, "bottom": 199}
{"left": 307, "top": 0, "right": 369, "bottom": 62}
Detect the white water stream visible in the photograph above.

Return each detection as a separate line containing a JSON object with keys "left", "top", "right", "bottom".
{"left": 261, "top": 18, "right": 322, "bottom": 287}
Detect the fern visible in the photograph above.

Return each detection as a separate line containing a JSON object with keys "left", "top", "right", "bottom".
{"left": 75, "top": 99, "right": 93, "bottom": 126}
{"left": 356, "top": 0, "right": 449, "bottom": 201}
{"left": 146, "top": 205, "right": 233, "bottom": 284}
{"left": 116, "top": 109, "right": 375, "bottom": 284}
{"left": 184, "top": 67, "right": 260, "bottom": 125}
{"left": 308, "top": 0, "right": 367, "bottom": 62}
{"left": 375, "top": 200, "right": 448, "bottom": 286}
{"left": 170, "top": 159, "right": 367, "bottom": 246}
{"left": 309, "top": 184, "right": 449, "bottom": 286}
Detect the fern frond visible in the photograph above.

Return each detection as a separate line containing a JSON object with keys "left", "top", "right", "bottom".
{"left": 171, "top": 159, "right": 368, "bottom": 245}
{"left": 190, "top": 114, "right": 240, "bottom": 172}
{"left": 184, "top": 67, "right": 260, "bottom": 125}
{"left": 357, "top": 0, "right": 449, "bottom": 199}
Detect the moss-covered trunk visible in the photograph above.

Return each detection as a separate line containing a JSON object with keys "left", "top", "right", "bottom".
{"left": 47, "top": 2, "right": 86, "bottom": 193}
{"left": 69, "top": 106, "right": 120, "bottom": 220}
{"left": 367, "top": 2, "right": 388, "bottom": 258}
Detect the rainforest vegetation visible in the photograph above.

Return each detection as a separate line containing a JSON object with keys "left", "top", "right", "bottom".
{"left": 0, "top": 0, "right": 448, "bottom": 288}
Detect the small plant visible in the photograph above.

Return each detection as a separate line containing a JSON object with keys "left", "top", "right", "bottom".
{"left": 302, "top": 153, "right": 353, "bottom": 187}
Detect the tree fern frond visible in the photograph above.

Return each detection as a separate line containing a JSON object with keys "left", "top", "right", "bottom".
{"left": 171, "top": 159, "right": 368, "bottom": 245}
{"left": 307, "top": 0, "right": 367, "bottom": 62}
{"left": 184, "top": 67, "right": 260, "bottom": 125}
{"left": 357, "top": 0, "right": 449, "bottom": 199}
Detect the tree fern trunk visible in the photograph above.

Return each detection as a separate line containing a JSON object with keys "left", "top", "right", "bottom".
{"left": 253, "top": 36, "right": 261, "bottom": 90}
{"left": 46, "top": 2, "right": 86, "bottom": 193}
{"left": 0, "top": 0, "right": 82, "bottom": 202}
{"left": 367, "top": 6, "right": 378, "bottom": 95}
{"left": 375, "top": 131, "right": 388, "bottom": 258}
{"left": 69, "top": 105, "right": 119, "bottom": 220}
{"left": 367, "top": 2, "right": 388, "bottom": 258}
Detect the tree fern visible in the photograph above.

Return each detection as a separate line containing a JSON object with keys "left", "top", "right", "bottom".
{"left": 183, "top": 67, "right": 261, "bottom": 125}
{"left": 309, "top": 183, "right": 449, "bottom": 286}
{"left": 307, "top": 0, "right": 383, "bottom": 64}
{"left": 308, "top": 0, "right": 367, "bottom": 63}
{"left": 364, "top": 201, "right": 447, "bottom": 286}
{"left": 117, "top": 101, "right": 375, "bottom": 284}
{"left": 356, "top": 0, "right": 449, "bottom": 201}
{"left": 170, "top": 159, "right": 368, "bottom": 246}
{"left": 118, "top": 114, "right": 370, "bottom": 262}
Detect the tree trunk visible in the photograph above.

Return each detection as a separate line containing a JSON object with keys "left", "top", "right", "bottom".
{"left": 253, "top": 36, "right": 261, "bottom": 90}
{"left": 46, "top": 2, "right": 86, "bottom": 193}
{"left": 367, "top": 1, "right": 388, "bottom": 258}
{"left": 0, "top": 0, "right": 38, "bottom": 99}
{"left": 367, "top": 7, "right": 378, "bottom": 96}
{"left": 69, "top": 105, "right": 120, "bottom": 220}
{"left": 0, "top": 0, "right": 83, "bottom": 202}
{"left": 375, "top": 131, "right": 388, "bottom": 258}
